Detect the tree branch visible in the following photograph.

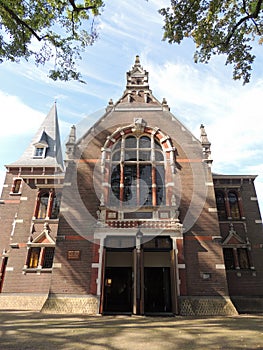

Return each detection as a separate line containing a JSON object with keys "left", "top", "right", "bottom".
{"left": 68, "top": 0, "right": 97, "bottom": 13}
{"left": 68, "top": 0, "right": 98, "bottom": 35}
{"left": 0, "top": 0, "right": 48, "bottom": 41}
{"left": 225, "top": 0, "right": 263, "bottom": 45}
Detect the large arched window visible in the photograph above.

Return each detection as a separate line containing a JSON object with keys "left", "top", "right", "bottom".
{"left": 109, "top": 135, "right": 165, "bottom": 207}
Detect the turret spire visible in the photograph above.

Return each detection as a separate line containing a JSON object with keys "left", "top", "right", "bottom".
{"left": 8, "top": 103, "right": 64, "bottom": 171}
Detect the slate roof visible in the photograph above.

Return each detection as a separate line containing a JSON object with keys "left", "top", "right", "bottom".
{"left": 7, "top": 103, "right": 64, "bottom": 171}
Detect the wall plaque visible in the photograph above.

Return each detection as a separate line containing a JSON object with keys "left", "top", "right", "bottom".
{"left": 67, "top": 250, "right": 81, "bottom": 260}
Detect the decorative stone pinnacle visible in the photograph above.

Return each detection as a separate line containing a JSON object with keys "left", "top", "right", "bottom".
{"left": 135, "top": 55, "right": 140, "bottom": 66}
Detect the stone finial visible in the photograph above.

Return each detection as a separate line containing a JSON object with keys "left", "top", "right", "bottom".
{"left": 67, "top": 125, "right": 76, "bottom": 144}
{"left": 200, "top": 124, "right": 212, "bottom": 164}
{"left": 162, "top": 97, "right": 170, "bottom": 111}
{"left": 200, "top": 124, "right": 210, "bottom": 145}
{"left": 65, "top": 125, "right": 76, "bottom": 161}
{"left": 106, "top": 98, "right": 114, "bottom": 112}
{"left": 134, "top": 55, "right": 140, "bottom": 66}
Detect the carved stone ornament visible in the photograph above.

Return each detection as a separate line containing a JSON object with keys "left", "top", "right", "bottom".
{"left": 132, "top": 118, "right": 146, "bottom": 135}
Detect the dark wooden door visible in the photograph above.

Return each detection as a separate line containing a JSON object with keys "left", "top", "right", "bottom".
{"left": 144, "top": 267, "right": 172, "bottom": 313}
{"left": 103, "top": 267, "right": 132, "bottom": 313}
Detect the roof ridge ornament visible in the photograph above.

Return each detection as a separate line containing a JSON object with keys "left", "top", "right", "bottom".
{"left": 134, "top": 55, "right": 141, "bottom": 68}
{"left": 126, "top": 55, "right": 150, "bottom": 91}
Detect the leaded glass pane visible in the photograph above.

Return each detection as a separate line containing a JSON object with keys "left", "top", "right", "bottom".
{"left": 112, "top": 150, "right": 121, "bottom": 161}
{"left": 28, "top": 247, "right": 41, "bottom": 268}
{"left": 223, "top": 248, "right": 235, "bottom": 270}
{"left": 125, "top": 150, "right": 136, "bottom": 161}
{"left": 37, "top": 193, "right": 49, "bottom": 219}
{"left": 238, "top": 248, "right": 249, "bottom": 269}
{"left": 156, "top": 165, "right": 165, "bottom": 205}
{"left": 139, "top": 136, "right": 151, "bottom": 148}
{"left": 139, "top": 150, "right": 151, "bottom": 161}
{"left": 113, "top": 139, "right": 121, "bottom": 150}
{"left": 154, "top": 140, "right": 162, "bottom": 149}
{"left": 123, "top": 165, "right": 137, "bottom": 205}
{"left": 155, "top": 150, "right": 164, "bottom": 161}
{"left": 216, "top": 191, "right": 227, "bottom": 220}
{"left": 43, "top": 248, "right": 55, "bottom": 268}
{"left": 139, "top": 165, "right": 152, "bottom": 205}
{"left": 110, "top": 165, "right": 121, "bottom": 205}
{"left": 50, "top": 192, "right": 62, "bottom": 219}
{"left": 125, "top": 136, "right": 136, "bottom": 148}
{"left": 228, "top": 192, "right": 240, "bottom": 219}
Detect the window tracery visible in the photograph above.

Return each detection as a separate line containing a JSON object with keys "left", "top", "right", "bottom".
{"left": 34, "top": 190, "right": 62, "bottom": 220}
{"left": 109, "top": 134, "right": 166, "bottom": 208}
{"left": 215, "top": 189, "right": 242, "bottom": 220}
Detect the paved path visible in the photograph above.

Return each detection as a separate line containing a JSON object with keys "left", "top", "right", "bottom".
{"left": 0, "top": 312, "right": 263, "bottom": 349}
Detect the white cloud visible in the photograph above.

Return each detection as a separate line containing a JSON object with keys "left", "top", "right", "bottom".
{"left": 0, "top": 90, "right": 45, "bottom": 136}
{"left": 144, "top": 59, "right": 263, "bottom": 214}
{"left": 146, "top": 59, "right": 263, "bottom": 164}
{"left": 0, "top": 91, "right": 46, "bottom": 193}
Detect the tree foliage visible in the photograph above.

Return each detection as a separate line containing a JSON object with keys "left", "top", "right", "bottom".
{"left": 159, "top": 0, "right": 263, "bottom": 83}
{"left": 0, "top": 0, "right": 104, "bottom": 82}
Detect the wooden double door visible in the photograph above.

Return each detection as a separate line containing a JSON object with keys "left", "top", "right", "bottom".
{"left": 102, "top": 248, "right": 173, "bottom": 315}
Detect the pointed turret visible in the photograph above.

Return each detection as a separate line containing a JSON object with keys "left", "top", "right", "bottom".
{"left": 8, "top": 103, "right": 64, "bottom": 171}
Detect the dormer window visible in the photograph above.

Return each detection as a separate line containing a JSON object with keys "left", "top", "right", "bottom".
{"left": 33, "top": 130, "right": 48, "bottom": 159}
{"left": 34, "top": 147, "right": 45, "bottom": 158}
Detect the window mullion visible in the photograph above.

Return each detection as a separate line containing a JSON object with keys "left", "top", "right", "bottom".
{"left": 233, "top": 248, "right": 240, "bottom": 269}
{"left": 33, "top": 190, "right": 41, "bottom": 219}
{"left": 225, "top": 190, "right": 231, "bottom": 219}
{"left": 47, "top": 190, "right": 54, "bottom": 219}
{"left": 120, "top": 163, "right": 124, "bottom": 205}
{"left": 152, "top": 166, "right": 156, "bottom": 206}
{"left": 137, "top": 163, "right": 140, "bottom": 206}
{"left": 38, "top": 248, "right": 45, "bottom": 268}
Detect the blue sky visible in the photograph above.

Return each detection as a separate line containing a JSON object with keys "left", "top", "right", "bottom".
{"left": 0, "top": 0, "right": 263, "bottom": 215}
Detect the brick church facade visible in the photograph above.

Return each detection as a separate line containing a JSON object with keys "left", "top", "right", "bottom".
{"left": 0, "top": 56, "right": 263, "bottom": 315}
